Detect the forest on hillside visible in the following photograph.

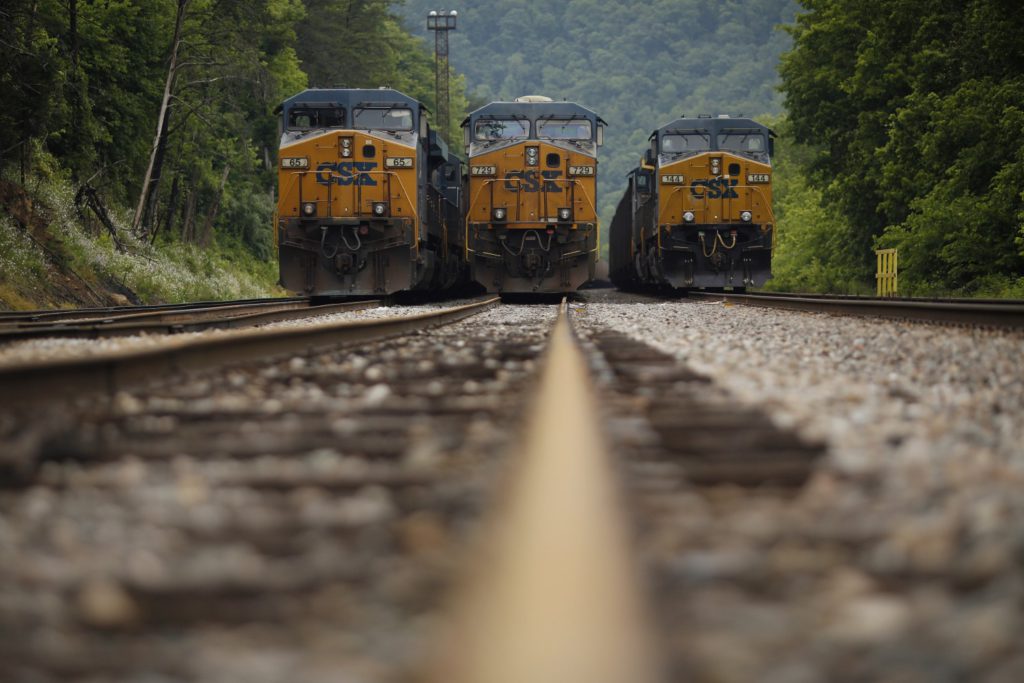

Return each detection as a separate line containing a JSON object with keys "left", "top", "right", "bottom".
{"left": 399, "top": 0, "right": 799, "bottom": 236}
{"left": 0, "top": 0, "right": 466, "bottom": 306}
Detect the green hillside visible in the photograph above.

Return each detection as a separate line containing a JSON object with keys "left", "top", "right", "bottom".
{"left": 398, "top": 0, "right": 799, "bottom": 241}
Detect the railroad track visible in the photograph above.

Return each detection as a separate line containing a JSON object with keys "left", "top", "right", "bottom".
{"left": 0, "top": 296, "right": 831, "bottom": 681}
{"left": 7, "top": 294, "right": 1014, "bottom": 680}
{"left": 0, "top": 296, "right": 308, "bottom": 325}
{"left": 0, "top": 297, "right": 497, "bottom": 410}
{"left": 688, "top": 290, "right": 1024, "bottom": 327}
{"left": 0, "top": 297, "right": 379, "bottom": 342}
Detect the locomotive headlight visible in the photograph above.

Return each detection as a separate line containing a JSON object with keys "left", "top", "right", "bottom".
{"left": 557, "top": 207, "right": 572, "bottom": 221}
{"left": 372, "top": 202, "right": 388, "bottom": 217}
{"left": 740, "top": 210, "right": 753, "bottom": 222}
{"left": 301, "top": 202, "right": 317, "bottom": 217}
{"left": 492, "top": 207, "right": 507, "bottom": 222}
{"left": 525, "top": 146, "right": 539, "bottom": 166}
{"left": 340, "top": 137, "right": 353, "bottom": 158}
{"left": 683, "top": 211, "right": 695, "bottom": 223}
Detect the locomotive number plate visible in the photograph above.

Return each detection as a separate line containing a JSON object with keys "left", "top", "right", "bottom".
{"left": 661, "top": 174, "right": 685, "bottom": 184}
{"left": 280, "top": 157, "right": 309, "bottom": 169}
{"left": 747, "top": 173, "right": 770, "bottom": 183}
{"left": 471, "top": 165, "right": 497, "bottom": 176}
{"left": 384, "top": 157, "right": 413, "bottom": 169}
{"left": 568, "top": 165, "right": 595, "bottom": 176}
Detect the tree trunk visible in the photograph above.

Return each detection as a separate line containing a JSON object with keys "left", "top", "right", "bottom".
{"left": 160, "top": 173, "right": 181, "bottom": 240}
{"left": 199, "top": 163, "right": 230, "bottom": 247}
{"left": 182, "top": 190, "right": 195, "bottom": 242}
{"left": 131, "top": 0, "right": 189, "bottom": 237}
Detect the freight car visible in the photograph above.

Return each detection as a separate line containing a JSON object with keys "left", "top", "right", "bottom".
{"left": 462, "top": 96, "right": 606, "bottom": 293}
{"left": 276, "top": 88, "right": 466, "bottom": 295}
{"left": 609, "top": 115, "right": 775, "bottom": 291}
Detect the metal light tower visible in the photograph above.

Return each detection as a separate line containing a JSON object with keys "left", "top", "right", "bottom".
{"left": 427, "top": 9, "right": 457, "bottom": 143}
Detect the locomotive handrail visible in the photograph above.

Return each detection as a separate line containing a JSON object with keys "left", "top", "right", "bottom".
{"left": 282, "top": 168, "right": 422, "bottom": 253}
{"left": 467, "top": 176, "right": 599, "bottom": 225}
{"left": 657, "top": 182, "right": 776, "bottom": 228}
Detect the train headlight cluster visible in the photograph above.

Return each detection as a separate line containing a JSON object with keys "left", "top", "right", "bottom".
{"left": 683, "top": 211, "right": 695, "bottom": 223}
{"left": 372, "top": 202, "right": 388, "bottom": 217}
{"left": 492, "top": 207, "right": 507, "bottom": 222}
{"left": 740, "top": 211, "right": 753, "bottom": 222}
{"left": 301, "top": 202, "right": 317, "bottom": 217}
{"left": 557, "top": 207, "right": 572, "bottom": 222}
{"left": 340, "top": 137, "right": 353, "bottom": 158}
{"left": 525, "top": 146, "right": 539, "bottom": 166}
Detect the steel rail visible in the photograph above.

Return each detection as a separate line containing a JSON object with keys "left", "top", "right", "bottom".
{"left": 0, "top": 298, "right": 499, "bottom": 410}
{"left": 431, "top": 299, "right": 662, "bottom": 683}
{"left": 688, "top": 291, "right": 1024, "bottom": 328}
{"left": 0, "top": 300, "right": 379, "bottom": 342}
{"left": 0, "top": 296, "right": 309, "bottom": 325}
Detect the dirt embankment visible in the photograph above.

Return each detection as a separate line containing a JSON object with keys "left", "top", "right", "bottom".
{"left": 0, "top": 179, "right": 139, "bottom": 310}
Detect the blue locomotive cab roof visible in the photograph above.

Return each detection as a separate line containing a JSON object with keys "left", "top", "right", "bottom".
{"left": 277, "top": 88, "right": 424, "bottom": 132}
{"left": 651, "top": 116, "right": 775, "bottom": 162}
{"left": 462, "top": 99, "right": 606, "bottom": 145}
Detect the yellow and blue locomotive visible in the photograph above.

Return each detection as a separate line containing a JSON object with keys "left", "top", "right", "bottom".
{"left": 609, "top": 115, "right": 775, "bottom": 290}
{"left": 276, "top": 88, "right": 466, "bottom": 295}
{"left": 462, "top": 96, "right": 605, "bottom": 293}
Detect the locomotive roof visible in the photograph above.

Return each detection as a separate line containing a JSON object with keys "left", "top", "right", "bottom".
{"left": 463, "top": 100, "right": 606, "bottom": 126}
{"left": 651, "top": 116, "right": 774, "bottom": 139}
{"left": 277, "top": 88, "right": 423, "bottom": 113}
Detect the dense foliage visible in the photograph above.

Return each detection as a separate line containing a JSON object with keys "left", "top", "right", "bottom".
{"left": 0, "top": 0, "right": 466, "bottom": 276}
{"left": 398, "top": 0, "right": 799, "bottom": 244}
{"left": 780, "top": 0, "right": 1024, "bottom": 295}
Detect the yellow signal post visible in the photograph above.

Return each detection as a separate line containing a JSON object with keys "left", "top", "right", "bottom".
{"left": 876, "top": 248, "right": 898, "bottom": 297}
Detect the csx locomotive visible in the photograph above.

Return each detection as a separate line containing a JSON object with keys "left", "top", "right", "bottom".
{"left": 609, "top": 115, "right": 775, "bottom": 290}
{"left": 276, "top": 88, "right": 466, "bottom": 295}
{"left": 462, "top": 96, "right": 606, "bottom": 293}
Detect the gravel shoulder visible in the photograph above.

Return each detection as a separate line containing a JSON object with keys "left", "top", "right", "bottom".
{"left": 582, "top": 295, "right": 1024, "bottom": 681}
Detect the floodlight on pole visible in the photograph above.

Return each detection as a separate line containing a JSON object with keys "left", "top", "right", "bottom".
{"left": 427, "top": 9, "right": 458, "bottom": 143}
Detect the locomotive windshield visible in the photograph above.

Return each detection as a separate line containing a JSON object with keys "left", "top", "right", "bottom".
{"left": 474, "top": 118, "right": 529, "bottom": 141}
{"left": 353, "top": 107, "right": 413, "bottom": 131}
{"left": 661, "top": 133, "right": 710, "bottom": 154}
{"left": 287, "top": 106, "right": 346, "bottom": 130}
{"left": 717, "top": 131, "right": 768, "bottom": 159}
{"left": 537, "top": 118, "right": 592, "bottom": 140}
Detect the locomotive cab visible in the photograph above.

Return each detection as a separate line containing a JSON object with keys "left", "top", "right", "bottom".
{"left": 276, "top": 88, "right": 464, "bottom": 296}
{"left": 462, "top": 97, "right": 606, "bottom": 293}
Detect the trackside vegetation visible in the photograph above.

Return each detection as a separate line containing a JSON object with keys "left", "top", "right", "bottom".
{"left": 778, "top": 0, "right": 1024, "bottom": 297}
{"left": 0, "top": 0, "right": 468, "bottom": 309}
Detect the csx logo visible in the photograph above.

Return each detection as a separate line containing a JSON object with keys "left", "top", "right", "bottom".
{"left": 316, "top": 161, "right": 378, "bottom": 186}
{"left": 504, "top": 170, "right": 562, "bottom": 193}
{"left": 691, "top": 178, "right": 738, "bottom": 199}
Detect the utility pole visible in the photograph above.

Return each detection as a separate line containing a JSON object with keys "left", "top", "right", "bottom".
{"left": 427, "top": 9, "right": 457, "bottom": 143}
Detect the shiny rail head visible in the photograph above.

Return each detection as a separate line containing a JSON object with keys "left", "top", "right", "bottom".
{"left": 426, "top": 303, "right": 664, "bottom": 683}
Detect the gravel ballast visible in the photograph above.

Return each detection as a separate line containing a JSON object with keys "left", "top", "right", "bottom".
{"left": 581, "top": 294, "right": 1024, "bottom": 681}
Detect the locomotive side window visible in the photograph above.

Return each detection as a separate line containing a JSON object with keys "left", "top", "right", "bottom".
{"left": 537, "top": 118, "right": 592, "bottom": 140}
{"left": 353, "top": 107, "right": 414, "bottom": 131}
{"left": 474, "top": 118, "right": 529, "bottom": 141}
{"left": 287, "top": 106, "right": 346, "bottom": 130}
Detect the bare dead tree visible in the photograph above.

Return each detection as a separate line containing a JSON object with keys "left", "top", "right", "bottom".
{"left": 131, "top": 0, "right": 189, "bottom": 238}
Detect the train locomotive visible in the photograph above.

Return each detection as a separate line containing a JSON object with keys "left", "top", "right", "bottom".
{"left": 276, "top": 88, "right": 466, "bottom": 295}
{"left": 462, "top": 96, "right": 606, "bottom": 293}
{"left": 609, "top": 115, "right": 776, "bottom": 291}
